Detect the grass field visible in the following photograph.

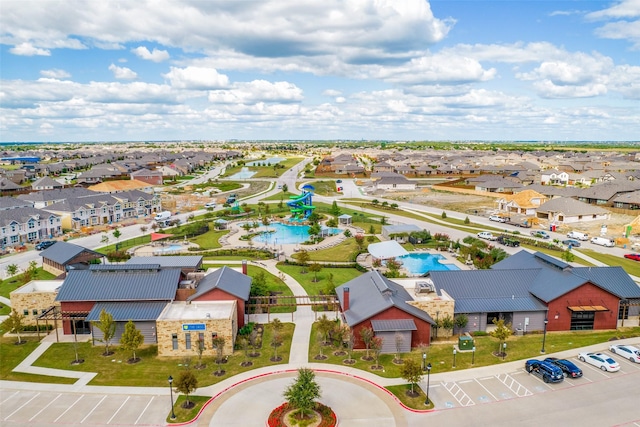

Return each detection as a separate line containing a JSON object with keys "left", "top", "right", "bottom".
{"left": 0, "top": 337, "right": 77, "bottom": 384}
{"left": 0, "top": 268, "right": 57, "bottom": 315}
{"left": 276, "top": 264, "right": 362, "bottom": 294}
{"left": 32, "top": 323, "right": 295, "bottom": 387}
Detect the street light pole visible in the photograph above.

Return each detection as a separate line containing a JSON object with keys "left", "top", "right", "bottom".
{"left": 168, "top": 375, "right": 176, "bottom": 420}
{"left": 541, "top": 318, "right": 549, "bottom": 354}
{"left": 502, "top": 342, "right": 507, "bottom": 361}
{"left": 422, "top": 352, "right": 426, "bottom": 372}
{"left": 425, "top": 362, "right": 432, "bottom": 406}
{"left": 453, "top": 348, "right": 457, "bottom": 368}
{"left": 472, "top": 346, "right": 476, "bottom": 365}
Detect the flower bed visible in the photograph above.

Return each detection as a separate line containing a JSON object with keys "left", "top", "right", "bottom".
{"left": 268, "top": 402, "right": 336, "bottom": 427}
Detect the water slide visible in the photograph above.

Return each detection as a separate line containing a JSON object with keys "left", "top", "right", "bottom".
{"left": 287, "top": 186, "right": 315, "bottom": 219}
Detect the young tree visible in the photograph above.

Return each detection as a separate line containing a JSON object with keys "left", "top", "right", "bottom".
{"left": 6, "top": 309, "right": 25, "bottom": 344}
{"left": 371, "top": 336, "right": 383, "bottom": 368}
{"left": 316, "top": 314, "right": 334, "bottom": 346}
{"left": 212, "top": 336, "right": 226, "bottom": 375}
{"left": 394, "top": 332, "right": 404, "bottom": 362}
{"left": 271, "top": 332, "right": 283, "bottom": 361}
{"left": 91, "top": 309, "right": 116, "bottom": 356}
{"left": 112, "top": 227, "right": 121, "bottom": 243}
{"left": 120, "top": 320, "right": 144, "bottom": 362}
{"left": 454, "top": 314, "right": 469, "bottom": 336}
{"left": 440, "top": 314, "right": 455, "bottom": 337}
{"left": 360, "top": 326, "right": 374, "bottom": 360}
{"left": 490, "top": 318, "right": 512, "bottom": 357}
{"left": 354, "top": 234, "right": 365, "bottom": 251}
{"left": 282, "top": 183, "right": 288, "bottom": 193}
{"left": 371, "top": 199, "right": 379, "bottom": 206}
{"left": 284, "top": 368, "right": 321, "bottom": 421}
{"left": 329, "top": 201, "right": 341, "bottom": 216}
{"left": 194, "top": 336, "right": 206, "bottom": 368}
{"left": 174, "top": 369, "right": 198, "bottom": 408}
{"left": 345, "top": 329, "right": 356, "bottom": 361}
{"left": 100, "top": 233, "right": 110, "bottom": 246}
{"left": 308, "top": 263, "right": 322, "bottom": 282}
{"left": 561, "top": 250, "right": 575, "bottom": 263}
{"left": 6, "top": 263, "right": 18, "bottom": 278}
{"left": 368, "top": 225, "right": 376, "bottom": 235}
{"left": 297, "top": 250, "right": 310, "bottom": 273}
{"left": 400, "top": 358, "right": 424, "bottom": 395}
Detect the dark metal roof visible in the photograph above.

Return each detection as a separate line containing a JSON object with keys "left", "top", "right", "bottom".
{"left": 336, "top": 270, "right": 434, "bottom": 327}
{"left": 90, "top": 264, "right": 161, "bottom": 271}
{"left": 86, "top": 301, "right": 168, "bottom": 321}
{"left": 127, "top": 256, "right": 203, "bottom": 269}
{"left": 188, "top": 266, "right": 251, "bottom": 301}
{"left": 40, "top": 241, "right": 103, "bottom": 265}
{"left": 56, "top": 267, "right": 180, "bottom": 302}
{"left": 371, "top": 319, "right": 417, "bottom": 332}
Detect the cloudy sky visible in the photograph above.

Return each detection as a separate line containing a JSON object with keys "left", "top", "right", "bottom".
{"left": 1, "top": 0, "right": 639, "bottom": 142}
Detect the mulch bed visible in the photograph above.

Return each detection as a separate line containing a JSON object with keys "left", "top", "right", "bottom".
{"left": 313, "top": 354, "right": 328, "bottom": 360}
{"left": 268, "top": 402, "right": 336, "bottom": 427}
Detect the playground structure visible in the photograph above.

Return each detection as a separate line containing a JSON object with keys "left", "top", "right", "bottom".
{"left": 287, "top": 185, "right": 316, "bottom": 220}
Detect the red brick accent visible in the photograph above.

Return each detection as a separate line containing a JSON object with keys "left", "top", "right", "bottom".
{"left": 191, "top": 289, "right": 246, "bottom": 328}
{"left": 350, "top": 306, "right": 431, "bottom": 349}
{"left": 546, "top": 282, "right": 619, "bottom": 331}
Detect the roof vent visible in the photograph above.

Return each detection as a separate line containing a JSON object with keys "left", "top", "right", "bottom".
{"left": 205, "top": 313, "right": 210, "bottom": 318}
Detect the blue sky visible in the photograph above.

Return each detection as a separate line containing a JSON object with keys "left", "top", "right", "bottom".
{"left": 1, "top": 0, "right": 639, "bottom": 142}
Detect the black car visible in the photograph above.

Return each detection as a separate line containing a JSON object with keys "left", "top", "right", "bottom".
{"left": 35, "top": 241, "right": 56, "bottom": 250}
{"left": 544, "top": 357, "right": 583, "bottom": 378}
{"left": 497, "top": 235, "right": 520, "bottom": 247}
{"left": 525, "top": 359, "right": 564, "bottom": 383}
{"left": 562, "top": 239, "right": 581, "bottom": 248}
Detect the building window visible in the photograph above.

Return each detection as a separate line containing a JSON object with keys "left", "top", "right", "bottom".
{"left": 570, "top": 311, "right": 595, "bottom": 330}
{"left": 198, "top": 332, "right": 205, "bottom": 350}
{"left": 23, "top": 309, "right": 29, "bottom": 316}
{"left": 185, "top": 332, "right": 191, "bottom": 350}
{"left": 172, "top": 333, "right": 178, "bottom": 350}
{"left": 32, "top": 309, "right": 38, "bottom": 315}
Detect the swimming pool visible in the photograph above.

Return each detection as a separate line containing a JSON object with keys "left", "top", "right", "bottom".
{"left": 245, "top": 157, "right": 285, "bottom": 166}
{"left": 228, "top": 167, "right": 256, "bottom": 179}
{"left": 397, "top": 252, "right": 460, "bottom": 276}
{"left": 155, "top": 244, "right": 183, "bottom": 253}
{"left": 249, "top": 222, "right": 342, "bottom": 245}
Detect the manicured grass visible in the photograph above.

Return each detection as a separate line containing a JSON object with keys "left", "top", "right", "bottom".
{"left": 33, "top": 323, "right": 295, "bottom": 386}
{"left": 98, "top": 235, "right": 151, "bottom": 253}
{"left": 261, "top": 191, "right": 296, "bottom": 201}
{"left": 308, "top": 324, "right": 640, "bottom": 379}
{"left": 293, "top": 239, "right": 361, "bottom": 263}
{"left": 167, "top": 395, "right": 211, "bottom": 424}
{"left": 190, "top": 229, "right": 229, "bottom": 250}
{"left": 276, "top": 264, "right": 363, "bottom": 294}
{"left": 307, "top": 180, "right": 340, "bottom": 197}
{"left": 578, "top": 248, "right": 640, "bottom": 276}
{"left": 386, "top": 384, "right": 432, "bottom": 410}
{"left": 0, "top": 336, "right": 76, "bottom": 384}
{"left": 0, "top": 268, "right": 57, "bottom": 300}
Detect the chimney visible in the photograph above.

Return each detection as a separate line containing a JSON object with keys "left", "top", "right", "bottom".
{"left": 242, "top": 259, "right": 247, "bottom": 275}
{"left": 343, "top": 287, "right": 350, "bottom": 311}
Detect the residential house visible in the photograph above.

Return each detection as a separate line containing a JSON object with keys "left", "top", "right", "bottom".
{"left": 131, "top": 168, "right": 163, "bottom": 186}
{"left": 31, "top": 176, "right": 64, "bottom": 191}
{"left": 535, "top": 197, "right": 610, "bottom": 224}
{"left": 496, "top": 190, "right": 548, "bottom": 216}
{"left": 0, "top": 207, "right": 62, "bottom": 247}
{"left": 374, "top": 174, "right": 416, "bottom": 191}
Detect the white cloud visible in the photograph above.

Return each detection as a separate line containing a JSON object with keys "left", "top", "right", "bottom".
{"left": 586, "top": 0, "right": 640, "bottom": 20}
{"left": 132, "top": 46, "right": 170, "bottom": 62}
{"left": 586, "top": 0, "right": 640, "bottom": 49}
{"left": 9, "top": 42, "right": 50, "bottom": 56}
{"left": 208, "top": 80, "right": 303, "bottom": 104}
{"left": 40, "top": 69, "right": 71, "bottom": 79}
{"left": 164, "top": 66, "right": 229, "bottom": 90}
{"left": 108, "top": 64, "right": 138, "bottom": 80}
{"left": 322, "top": 89, "right": 342, "bottom": 97}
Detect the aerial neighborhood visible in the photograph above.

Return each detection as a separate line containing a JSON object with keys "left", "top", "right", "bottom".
{"left": 2, "top": 141, "right": 640, "bottom": 425}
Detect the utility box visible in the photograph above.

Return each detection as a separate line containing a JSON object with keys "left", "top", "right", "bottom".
{"left": 458, "top": 335, "right": 474, "bottom": 351}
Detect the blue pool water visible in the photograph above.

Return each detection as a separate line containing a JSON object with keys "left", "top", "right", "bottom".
{"left": 248, "top": 222, "right": 342, "bottom": 245}
{"left": 228, "top": 167, "right": 256, "bottom": 179}
{"left": 396, "top": 252, "right": 460, "bottom": 276}
{"left": 155, "top": 244, "right": 183, "bottom": 253}
{"left": 245, "top": 157, "right": 285, "bottom": 166}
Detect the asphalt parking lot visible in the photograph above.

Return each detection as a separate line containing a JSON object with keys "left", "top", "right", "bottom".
{"left": 426, "top": 342, "right": 640, "bottom": 410}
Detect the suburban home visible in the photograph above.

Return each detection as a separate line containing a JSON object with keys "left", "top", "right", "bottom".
{"left": 540, "top": 169, "right": 569, "bottom": 186}
{"left": 31, "top": 176, "right": 64, "bottom": 191}
{"left": 374, "top": 174, "right": 416, "bottom": 191}
{"left": 335, "top": 270, "right": 435, "bottom": 353}
{"left": 496, "top": 189, "right": 548, "bottom": 216}
{"left": 577, "top": 181, "right": 640, "bottom": 206}
{"left": 0, "top": 206, "right": 62, "bottom": 247}
{"left": 40, "top": 241, "right": 104, "bottom": 277}
{"left": 131, "top": 168, "right": 163, "bottom": 186}
{"left": 535, "top": 197, "right": 610, "bottom": 224}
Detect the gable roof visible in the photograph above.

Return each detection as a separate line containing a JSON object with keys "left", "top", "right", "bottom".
{"left": 85, "top": 301, "right": 168, "bottom": 321}
{"left": 56, "top": 264, "right": 181, "bottom": 302}
{"left": 40, "top": 241, "right": 103, "bottom": 265}
{"left": 127, "top": 255, "right": 203, "bottom": 270}
{"left": 336, "top": 270, "right": 434, "bottom": 326}
{"left": 537, "top": 197, "right": 609, "bottom": 216}
{"left": 188, "top": 266, "right": 252, "bottom": 301}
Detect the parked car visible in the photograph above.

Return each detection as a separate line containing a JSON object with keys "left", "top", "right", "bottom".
{"left": 562, "top": 239, "right": 581, "bottom": 248}
{"left": 204, "top": 202, "right": 217, "bottom": 209}
{"left": 477, "top": 231, "right": 497, "bottom": 241}
{"left": 544, "top": 357, "right": 583, "bottom": 378}
{"left": 567, "top": 231, "right": 589, "bottom": 241}
{"left": 489, "top": 215, "right": 507, "bottom": 223}
{"left": 336, "top": 179, "right": 342, "bottom": 183}
{"left": 530, "top": 230, "right": 550, "bottom": 239}
{"left": 590, "top": 236, "right": 615, "bottom": 247}
{"left": 609, "top": 344, "right": 640, "bottom": 363}
{"left": 524, "top": 359, "right": 564, "bottom": 383}
{"left": 578, "top": 352, "right": 620, "bottom": 372}
{"left": 623, "top": 253, "right": 640, "bottom": 262}
{"left": 35, "top": 241, "right": 56, "bottom": 250}
{"left": 497, "top": 235, "right": 520, "bottom": 247}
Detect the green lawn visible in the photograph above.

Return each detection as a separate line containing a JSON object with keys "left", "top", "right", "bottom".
{"left": 292, "top": 239, "right": 363, "bottom": 263}
{"left": 190, "top": 229, "right": 229, "bottom": 250}
{"left": 33, "top": 323, "right": 295, "bottom": 386}
{"left": 578, "top": 248, "right": 640, "bottom": 276}
{"left": 0, "top": 337, "right": 77, "bottom": 384}
{"left": 0, "top": 268, "right": 57, "bottom": 314}
{"left": 276, "top": 264, "right": 363, "bottom": 294}
{"left": 167, "top": 395, "right": 211, "bottom": 424}
{"left": 307, "top": 180, "right": 340, "bottom": 197}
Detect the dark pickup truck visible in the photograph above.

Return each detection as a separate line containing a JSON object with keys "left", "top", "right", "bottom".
{"left": 497, "top": 235, "right": 521, "bottom": 247}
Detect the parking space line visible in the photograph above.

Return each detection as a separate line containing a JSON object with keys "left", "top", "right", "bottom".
{"left": 107, "top": 396, "right": 130, "bottom": 424}
{"left": 474, "top": 378, "right": 498, "bottom": 401}
{"left": 0, "top": 390, "right": 18, "bottom": 405}
{"left": 29, "top": 393, "right": 61, "bottom": 421}
{"left": 496, "top": 373, "right": 532, "bottom": 397}
{"left": 135, "top": 396, "right": 155, "bottom": 425}
{"left": 3, "top": 392, "right": 40, "bottom": 421}
{"left": 55, "top": 395, "right": 84, "bottom": 422}
{"left": 442, "top": 382, "right": 475, "bottom": 406}
{"left": 80, "top": 395, "right": 106, "bottom": 424}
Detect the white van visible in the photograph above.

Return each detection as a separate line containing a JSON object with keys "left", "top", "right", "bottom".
{"left": 567, "top": 231, "right": 589, "bottom": 241}
{"left": 155, "top": 211, "right": 172, "bottom": 221}
{"left": 590, "top": 236, "right": 615, "bottom": 247}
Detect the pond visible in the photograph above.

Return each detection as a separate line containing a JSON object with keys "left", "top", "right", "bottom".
{"left": 228, "top": 167, "right": 256, "bottom": 179}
